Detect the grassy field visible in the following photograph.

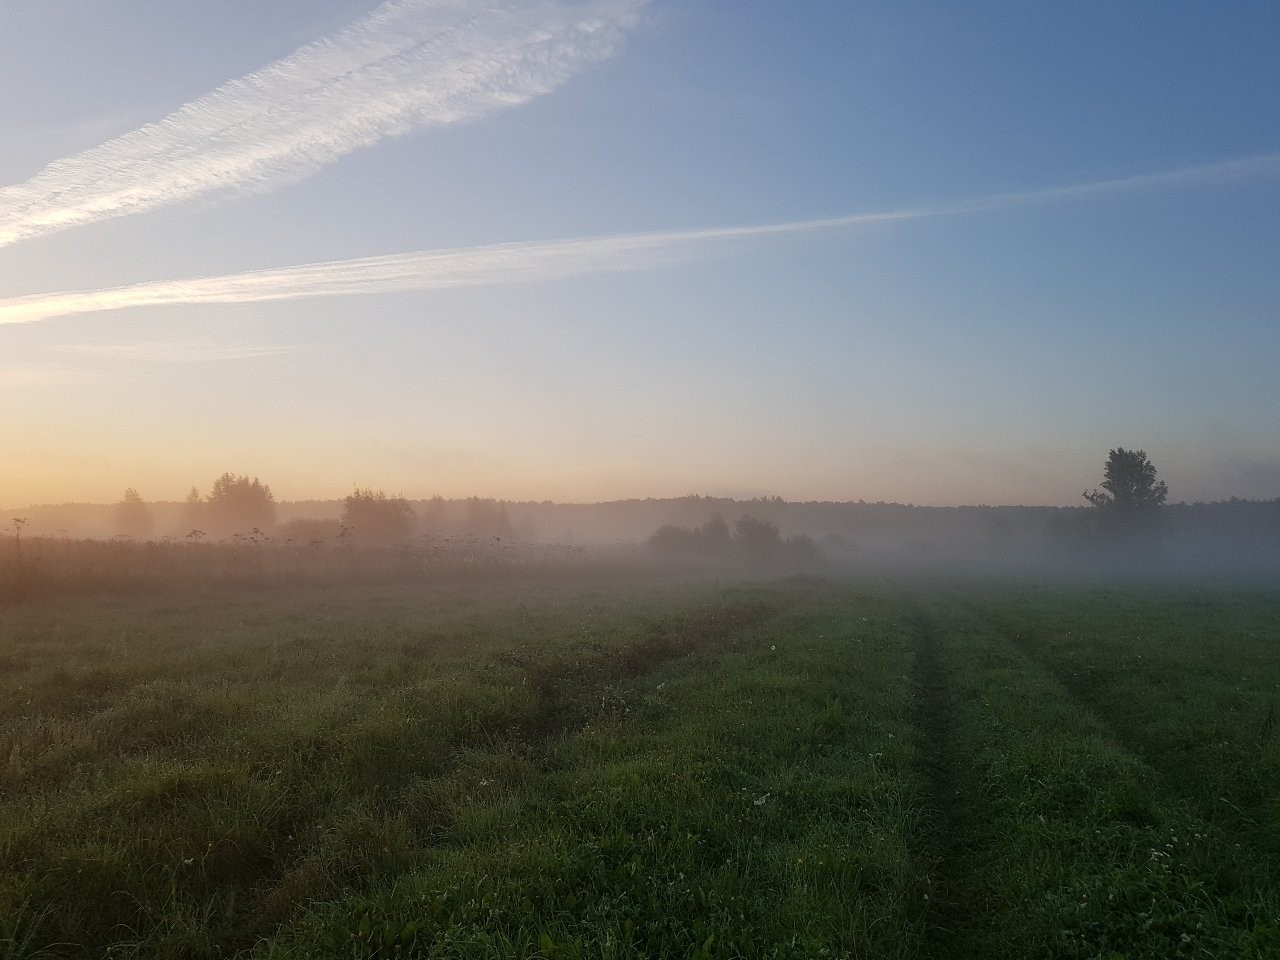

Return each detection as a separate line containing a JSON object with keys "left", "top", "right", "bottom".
{"left": 2, "top": 573, "right": 1279, "bottom": 958}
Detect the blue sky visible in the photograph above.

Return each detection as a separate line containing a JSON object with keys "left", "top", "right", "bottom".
{"left": 2, "top": 1, "right": 1278, "bottom": 507}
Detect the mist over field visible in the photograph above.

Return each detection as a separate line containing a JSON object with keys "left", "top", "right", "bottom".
{"left": 4, "top": 1, "right": 1280, "bottom": 957}
{"left": 4, "top": 483, "right": 1280, "bottom": 958}
{"left": 4, "top": 510, "right": 1280, "bottom": 958}
{"left": 5, "top": 459, "right": 1280, "bottom": 600}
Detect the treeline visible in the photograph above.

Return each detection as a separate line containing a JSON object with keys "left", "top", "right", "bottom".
{"left": 0, "top": 475, "right": 557, "bottom": 601}
{"left": 7, "top": 483, "right": 1280, "bottom": 566}
{"left": 7, "top": 476, "right": 523, "bottom": 547}
{"left": 647, "top": 513, "right": 821, "bottom": 568}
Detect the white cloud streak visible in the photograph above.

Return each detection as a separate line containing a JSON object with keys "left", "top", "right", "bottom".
{"left": 938, "top": 153, "right": 1280, "bottom": 212}
{"left": 2, "top": 153, "right": 1278, "bottom": 327}
{"left": 0, "top": 0, "right": 645, "bottom": 248}
{"left": 0, "top": 216, "right": 905, "bottom": 325}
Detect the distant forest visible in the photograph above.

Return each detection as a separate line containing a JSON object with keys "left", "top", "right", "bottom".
{"left": 8, "top": 491, "right": 1279, "bottom": 562}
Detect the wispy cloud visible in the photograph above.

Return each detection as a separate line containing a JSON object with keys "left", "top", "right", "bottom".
{"left": 938, "top": 153, "right": 1280, "bottom": 212}
{"left": 0, "top": 0, "right": 645, "bottom": 248}
{"left": 2, "top": 154, "right": 1277, "bottom": 326}
{"left": 0, "top": 219, "right": 893, "bottom": 325}
{"left": 58, "top": 341, "right": 294, "bottom": 363}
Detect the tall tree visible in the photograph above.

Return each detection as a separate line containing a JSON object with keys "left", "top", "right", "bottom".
{"left": 205, "top": 474, "right": 276, "bottom": 537}
{"left": 1083, "top": 448, "right": 1168, "bottom": 536}
{"left": 181, "top": 485, "right": 204, "bottom": 536}
{"left": 340, "top": 488, "right": 416, "bottom": 546}
{"left": 733, "top": 514, "right": 782, "bottom": 562}
{"left": 699, "top": 513, "right": 731, "bottom": 553}
{"left": 114, "top": 488, "right": 154, "bottom": 540}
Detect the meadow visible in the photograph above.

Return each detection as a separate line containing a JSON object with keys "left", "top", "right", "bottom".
{"left": 2, "top": 565, "right": 1279, "bottom": 958}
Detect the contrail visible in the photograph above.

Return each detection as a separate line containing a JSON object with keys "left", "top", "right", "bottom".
{"left": 0, "top": 212, "right": 924, "bottom": 325}
{"left": 2, "top": 154, "right": 1277, "bottom": 326}
{"left": 0, "top": 0, "right": 645, "bottom": 248}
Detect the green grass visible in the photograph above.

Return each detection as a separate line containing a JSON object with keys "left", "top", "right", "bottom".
{"left": 2, "top": 575, "right": 1279, "bottom": 957}
{"left": 913, "top": 589, "right": 1280, "bottom": 958}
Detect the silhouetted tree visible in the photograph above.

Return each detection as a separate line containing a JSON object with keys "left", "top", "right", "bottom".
{"left": 205, "top": 473, "right": 276, "bottom": 537}
{"left": 181, "top": 486, "right": 204, "bottom": 533}
{"left": 647, "top": 513, "right": 733, "bottom": 559}
{"left": 114, "top": 488, "right": 154, "bottom": 540}
{"left": 734, "top": 514, "right": 782, "bottom": 562}
{"left": 699, "top": 513, "right": 731, "bottom": 553}
{"left": 784, "top": 532, "right": 821, "bottom": 568}
{"left": 1084, "top": 448, "right": 1168, "bottom": 538}
{"left": 340, "top": 488, "right": 416, "bottom": 546}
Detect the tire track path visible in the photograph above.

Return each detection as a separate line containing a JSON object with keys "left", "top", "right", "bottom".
{"left": 908, "top": 609, "right": 975, "bottom": 960}
{"left": 952, "top": 596, "right": 1152, "bottom": 755}
{"left": 955, "top": 595, "right": 1280, "bottom": 879}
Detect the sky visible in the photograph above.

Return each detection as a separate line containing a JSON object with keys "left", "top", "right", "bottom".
{"left": 2, "top": 0, "right": 1279, "bottom": 508}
